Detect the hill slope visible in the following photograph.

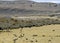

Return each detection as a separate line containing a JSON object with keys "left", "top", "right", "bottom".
{"left": 0, "top": 1, "right": 60, "bottom": 15}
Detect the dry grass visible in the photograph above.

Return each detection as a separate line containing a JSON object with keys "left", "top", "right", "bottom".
{"left": 0, "top": 24, "right": 60, "bottom": 43}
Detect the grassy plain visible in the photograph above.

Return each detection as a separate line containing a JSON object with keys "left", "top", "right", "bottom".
{"left": 0, "top": 24, "right": 60, "bottom": 43}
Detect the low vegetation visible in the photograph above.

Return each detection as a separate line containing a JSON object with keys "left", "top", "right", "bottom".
{"left": 0, "top": 16, "right": 60, "bottom": 30}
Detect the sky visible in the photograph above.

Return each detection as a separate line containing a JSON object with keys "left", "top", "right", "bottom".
{"left": 32, "top": 0, "right": 60, "bottom": 3}
{"left": 0, "top": 0, "right": 60, "bottom": 3}
{"left": 0, "top": 0, "right": 28, "bottom": 1}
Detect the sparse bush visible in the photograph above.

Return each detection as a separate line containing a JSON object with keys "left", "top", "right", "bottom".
{"left": 49, "top": 15, "right": 55, "bottom": 17}
{"left": 0, "top": 16, "right": 60, "bottom": 30}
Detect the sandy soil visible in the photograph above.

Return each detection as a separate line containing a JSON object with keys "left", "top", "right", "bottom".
{"left": 0, "top": 24, "right": 60, "bottom": 43}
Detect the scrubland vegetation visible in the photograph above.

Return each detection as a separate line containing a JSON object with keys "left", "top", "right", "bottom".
{"left": 0, "top": 16, "right": 60, "bottom": 30}
{"left": 0, "top": 1, "right": 60, "bottom": 43}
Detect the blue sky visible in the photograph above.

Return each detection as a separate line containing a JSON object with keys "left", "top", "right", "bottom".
{"left": 31, "top": 0, "right": 60, "bottom": 3}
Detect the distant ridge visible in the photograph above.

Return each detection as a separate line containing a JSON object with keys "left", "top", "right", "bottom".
{"left": 0, "top": 1, "right": 58, "bottom": 4}
{"left": 0, "top": 1, "right": 60, "bottom": 16}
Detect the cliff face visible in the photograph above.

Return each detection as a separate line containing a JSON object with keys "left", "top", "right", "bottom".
{"left": 0, "top": 1, "right": 60, "bottom": 15}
